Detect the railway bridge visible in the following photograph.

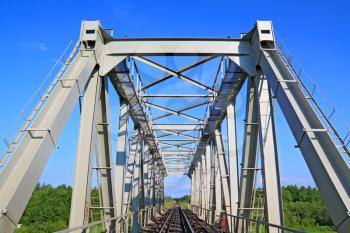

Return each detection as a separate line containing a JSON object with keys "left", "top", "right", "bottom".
{"left": 0, "top": 20, "right": 349, "bottom": 233}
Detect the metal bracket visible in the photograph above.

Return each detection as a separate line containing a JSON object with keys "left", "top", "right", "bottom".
{"left": 295, "top": 128, "right": 328, "bottom": 148}
{"left": 273, "top": 79, "right": 299, "bottom": 98}
{"left": 335, "top": 211, "right": 350, "bottom": 230}
{"left": 59, "top": 78, "right": 83, "bottom": 97}
{"left": 25, "top": 128, "right": 56, "bottom": 148}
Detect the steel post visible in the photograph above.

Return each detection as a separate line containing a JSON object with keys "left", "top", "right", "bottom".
{"left": 96, "top": 77, "right": 116, "bottom": 232}
{"left": 114, "top": 100, "right": 129, "bottom": 232}
{"left": 69, "top": 71, "right": 101, "bottom": 232}
{"left": 237, "top": 76, "right": 259, "bottom": 233}
{"left": 227, "top": 102, "right": 240, "bottom": 219}
{"left": 255, "top": 76, "right": 284, "bottom": 231}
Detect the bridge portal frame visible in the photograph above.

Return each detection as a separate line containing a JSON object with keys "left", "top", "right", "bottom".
{"left": 0, "top": 20, "right": 348, "bottom": 233}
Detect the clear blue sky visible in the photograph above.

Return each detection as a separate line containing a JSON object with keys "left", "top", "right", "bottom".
{"left": 0, "top": 0, "right": 349, "bottom": 198}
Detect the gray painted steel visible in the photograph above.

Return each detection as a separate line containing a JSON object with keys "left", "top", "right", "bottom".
{"left": 0, "top": 19, "right": 348, "bottom": 233}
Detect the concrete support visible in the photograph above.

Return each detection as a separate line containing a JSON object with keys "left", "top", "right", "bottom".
{"left": 237, "top": 76, "right": 259, "bottom": 232}
{"left": 69, "top": 71, "right": 101, "bottom": 232}
{"left": 256, "top": 76, "right": 284, "bottom": 231}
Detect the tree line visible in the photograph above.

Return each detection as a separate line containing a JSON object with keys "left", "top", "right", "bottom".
{"left": 15, "top": 184, "right": 334, "bottom": 232}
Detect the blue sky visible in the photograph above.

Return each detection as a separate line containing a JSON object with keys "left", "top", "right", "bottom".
{"left": 0, "top": 0, "right": 349, "bottom": 198}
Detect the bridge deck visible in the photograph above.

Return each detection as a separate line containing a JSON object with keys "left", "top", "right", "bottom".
{"left": 142, "top": 206, "right": 218, "bottom": 233}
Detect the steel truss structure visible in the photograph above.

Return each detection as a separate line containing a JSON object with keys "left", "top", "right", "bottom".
{"left": 0, "top": 20, "right": 349, "bottom": 233}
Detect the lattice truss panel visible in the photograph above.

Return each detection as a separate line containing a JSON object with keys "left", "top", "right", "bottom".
{"left": 0, "top": 20, "right": 349, "bottom": 233}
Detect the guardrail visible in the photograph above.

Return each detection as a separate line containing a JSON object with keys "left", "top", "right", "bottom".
{"left": 190, "top": 204, "right": 308, "bottom": 233}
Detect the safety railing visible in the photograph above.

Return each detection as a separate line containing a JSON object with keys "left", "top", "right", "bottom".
{"left": 190, "top": 204, "right": 308, "bottom": 233}
{"left": 126, "top": 57, "right": 167, "bottom": 171}
{"left": 53, "top": 205, "right": 160, "bottom": 233}
{"left": 0, "top": 40, "right": 80, "bottom": 171}
{"left": 126, "top": 57, "right": 154, "bottom": 128}
{"left": 274, "top": 37, "right": 350, "bottom": 162}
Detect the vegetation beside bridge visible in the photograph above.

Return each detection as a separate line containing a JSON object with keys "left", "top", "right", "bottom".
{"left": 16, "top": 184, "right": 335, "bottom": 233}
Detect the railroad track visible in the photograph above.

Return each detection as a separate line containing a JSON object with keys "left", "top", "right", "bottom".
{"left": 142, "top": 206, "right": 218, "bottom": 233}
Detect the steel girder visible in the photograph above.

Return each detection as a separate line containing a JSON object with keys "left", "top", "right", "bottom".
{"left": 258, "top": 49, "right": 350, "bottom": 233}
{"left": 95, "top": 77, "right": 116, "bottom": 232}
{"left": 114, "top": 100, "right": 129, "bottom": 233}
{"left": 0, "top": 21, "right": 106, "bottom": 232}
{"left": 108, "top": 62, "right": 166, "bottom": 175}
{"left": 237, "top": 76, "right": 259, "bottom": 233}
{"left": 255, "top": 76, "right": 284, "bottom": 231}
{"left": 188, "top": 60, "right": 247, "bottom": 175}
{"left": 69, "top": 70, "right": 101, "bottom": 231}
{"left": 226, "top": 103, "right": 240, "bottom": 222}
{"left": 0, "top": 19, "right": 349, "bottom": 233}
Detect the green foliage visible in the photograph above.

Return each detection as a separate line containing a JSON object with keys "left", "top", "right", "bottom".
{"left": 16, "top": 184, "right": 72, "bottom": 233}
{"left": 282, "top": 185, "right": 333, "bottom": 228}
{"left": 15, "top": 184, "right": 335, "bottom": 232}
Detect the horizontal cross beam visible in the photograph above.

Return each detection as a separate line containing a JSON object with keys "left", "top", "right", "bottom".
{"left": 142, "top": 56, "right": 217, "bottom": 90}
{"left": 153, "top": 124, "right": 204, "bottom": 131}
{"left": 104, "top": 39, "right": 251, "bottom": 56}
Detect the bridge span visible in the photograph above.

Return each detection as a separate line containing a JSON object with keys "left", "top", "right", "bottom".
{"left": 0, "top": 20, "right": 349, "bottom": 233}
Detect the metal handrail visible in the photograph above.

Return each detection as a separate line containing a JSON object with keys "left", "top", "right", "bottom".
{"left": 190, "top": 204, "right": 308, "bottom": 233}
{"left": 275, "top": 41, "right": 350, "bottom": 159}
{"left": 0, "top": 40, "right": 79, "bottom": 169}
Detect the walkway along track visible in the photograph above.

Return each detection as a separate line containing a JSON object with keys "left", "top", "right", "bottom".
{"left": 142, "top": 206, "right": 218, "bottom": 233}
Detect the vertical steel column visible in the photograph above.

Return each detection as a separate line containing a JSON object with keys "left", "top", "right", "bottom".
{"left": 142, "top": 146, "right": 149, "bottom": 226}
{"left": 122, "top": 130, "right": 140, "bottom": 233}
{"left": 227, "top": 103, "right": 240, "bottom": 219}
{"left": 153, "top": 164, "right": 160, "bottom": 215}
{"left": 201, "top": 153, "right": 208, "bottom": 220}
{"left": 0, "top": 47, "right": 97, "bottom": 233}
{"left": 214, "top": 148, "right": 222, "bottom": 221}
{"left": 150, "top": 157, "right": 156, "bottom": 217}
{"left": 214, "top": 129, "right": 232, "bottom": 231}
{"left": 196, "top": 161, "right": 202, "bottom": 217}
{"left": 255, "top": 76, "right": 284, "bottom": 231}
{"left": 148, "top": 153, "right": 154, "bottom": 221}
{"left": 114, "top": 99, "right": 129, "bottom": 232}
{"left": 131, "top": 138, "right": 141, "bottom": 233}
{"left": 196, "top": 164, "right": 200, "bottom": 215}
{"left": 208, "top": 140, "right": 216, "bottom": 225}
{"left": 190, "top": 170, "right": 194, "bottom": 211}
{"left": 198, "top": 161, "right": 203, "bottom": 218}
{"left": 237, "top": 76, "right": 259, "bottom": 232}
{"left": 96, "top": 77, "right": 115, "bottom": 232}
{"left": 159, "top": 172, "right": 165, "bottom": 212}
{"left": 138, "top": 141, "right": 146, "bottom": 227}
{"left": 69, "top": 71, "right": 101, "bottom": 232}
{"left": 193, "top": 165, "right": 198, "bottom": 214}
{"left": 259, "top": 49, "right": 350, "bottom": 232}
{"left": 205, "top": 143, "right": 211, "bottom": 223}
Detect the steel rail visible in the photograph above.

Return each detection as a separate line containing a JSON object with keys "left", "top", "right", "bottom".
{"left": 179, "top": 207, "right": 196, "bottom": 233}
{"left": 159, "top": 208, "right": 175, "bottom": 233}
